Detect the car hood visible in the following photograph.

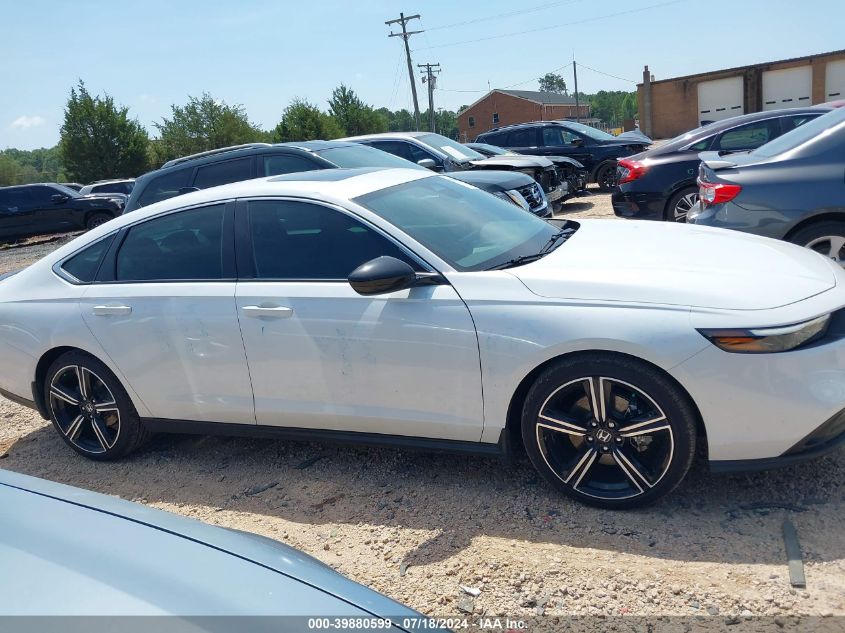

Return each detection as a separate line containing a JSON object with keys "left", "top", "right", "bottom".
{"left": 469, "top": 155, "right": 552, "bottom": 169}
{"left": 508, "top": 220, "right": 836, "bottom": 310}
{"left": 450, "top": 169, "right": 534, "bottom": 191}
{"left": 0, "top": 469, "right": 420, "bottom": 623}
{"left": 540, "top": 155, "right": 586, "bottom": 169}
{"left": 615, "top": 130, "right": 653, "bottom": 144}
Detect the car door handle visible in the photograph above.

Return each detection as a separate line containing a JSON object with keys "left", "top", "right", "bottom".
{"left": 92, "top": 305, "right": 132, "bottom": 316}
{"left": 241, "top": 305, "right": 294, "bottom": 318}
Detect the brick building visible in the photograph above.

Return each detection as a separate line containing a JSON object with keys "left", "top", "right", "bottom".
{"left": 638, "top": 49, "right": 845, "bottom": 139}
{"left": 456, "top": 89, "right": 591, "bottom": 141}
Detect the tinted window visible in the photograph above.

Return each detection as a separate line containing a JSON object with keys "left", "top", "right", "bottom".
{"left": 751, "top": 107, "right": 845, "bottom": 158}
{"left": 688, "top": 137, "right": 713, "bottom": 151}
{"left": 367, "top": 140, "right": 414, "bottom": 162}
{"left": 93, "top": 182, "right": 133, "bottom": 194}
{"left": 29, "top": 186, "right": 58, "bottom": 207}
{"left": 0, "top": 188, "right": 30, "bottom": 209}
{"left": 248, "top": 200, "right": 412, "bottom": 280}
{"left": 193, "top": 157, "right": 252, "bottom": 189}
{"left": 316, "top": 144, "right": 423, "bottom": 169}
{"left": 262, "top": 154, "right": 319, "bottom": 176}
{"left": 782, "top": 114, "right": 819, "bottom": 132}
{"left": 116, "top": 205, "right": 226, "bottom": 281}
{"left": 61, "top": 235, "right": 114, "bottom": 282}
{"left": 716, "top": 120, "right": 778, "bottom": 151}
{"left": 542, "top": 127, "right": 580, "bottom": 146}
{"left": 138, "top": 169, "right": 191, "bottom": 207}
{"left": 507, "top": 129, "right": 533, "bottom": 146}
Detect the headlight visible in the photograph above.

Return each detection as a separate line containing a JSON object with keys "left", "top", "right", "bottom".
{"left": 494, "top": 190, "right": 530, "bottom": 211}
{"left": 698, "top": 314, "right": 830, "bottom": 353}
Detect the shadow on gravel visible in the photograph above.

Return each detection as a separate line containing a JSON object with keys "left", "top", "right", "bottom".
{"left": 5, "top": 423, "right": 844, "bottom": 568}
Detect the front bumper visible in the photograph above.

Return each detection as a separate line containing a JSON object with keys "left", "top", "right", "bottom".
{"left": 545, "top": 184, "right": 566, "bottom": 203}
{"left": 611, "top": 188, "right": 666, "bottom": 220}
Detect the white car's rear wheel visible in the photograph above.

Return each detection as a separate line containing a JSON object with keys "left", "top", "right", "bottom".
{"left": 522, "top": 353, "right": 697, "bottom": 509}
{"left": 45, "top": 351, "right": 150, "bottom": 460}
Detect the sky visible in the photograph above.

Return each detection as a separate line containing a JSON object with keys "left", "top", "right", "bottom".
{"left": 2, "top": 0, "right": 844, "bottom": 150}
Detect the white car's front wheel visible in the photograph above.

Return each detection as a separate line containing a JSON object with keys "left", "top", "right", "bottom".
{"left": 522, "top": 353, "right": 697, "bottom": 509}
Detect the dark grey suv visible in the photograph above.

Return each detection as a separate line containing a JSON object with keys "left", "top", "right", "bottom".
{"left": 689, "top": 107, "right": 845, "bottom": 265}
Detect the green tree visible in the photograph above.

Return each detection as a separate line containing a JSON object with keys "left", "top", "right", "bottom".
{"left": 0, "top": 147, "right": 65, "bottom": 184}
{"left": 58, "top": 80, "right": 150, "bottom": 183}
{"left": 154, "top": 93, "right": 265, "bottom": 164}
{"left": 272, "top": 98, "right": 344, "bottom": 142}
{"left": 538, "top": 72, "right": 568, "bottom": 95}
{"left": 327, "top": 84, "right": 387, "bottom": 136}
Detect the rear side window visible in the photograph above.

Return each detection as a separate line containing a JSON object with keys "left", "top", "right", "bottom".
{"left": 138, "top": 169, "right": 191, "bottom": 207}
{"left": 507, "top": 129, "right": 533, "bottom": 146}
{"left": 61, "top": 235, "right": 115, "bottom": 282}
{"left": 93, "top": 182, "right": 133, "bottom": 195}
{"left": 193, "top": 157, "right": 252, "bottom": 189}
{"left": 116, "top": 204, "right": 226, "bottom": 281}
{"left": 367, "top": 141, "right": 414, "bottom": 161}
{"left": 262, "top": 154, "right": 319, "bottom": 176}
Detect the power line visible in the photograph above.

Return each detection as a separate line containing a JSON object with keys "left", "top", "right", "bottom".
{"left": 437, "top": 62, "right": 573, "bottom": 94}
{"left": 418, "top": 63, "right": 441, "bottom": 132}
{"left": 576, "top": 62, "right": 637, "bottom": 84}
{"left": 425, "top": 0, "right": 584, "bottom": 32}
{"left": 414, "top": 0, "right": 688, "bottom": 51}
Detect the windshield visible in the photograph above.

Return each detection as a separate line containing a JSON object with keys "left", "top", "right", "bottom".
{"left": 418, "top": 133, "right": 485, "bottom": 162}
{"left": 316, "top": 144, "right": 426, "bottom": 170}
{"left": 751, "top": 108, "right": 845, "bottom": 158}
{"left": 354, "top": 176, "right": 558, "bottom": 271}
{"left": 52, "top": 184, "right": 80, "bottom": 197}
{"left": 561, "top": 121, "right": 617, "bottom": 141}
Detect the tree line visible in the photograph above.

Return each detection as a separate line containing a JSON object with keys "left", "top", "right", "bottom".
{"left": 1, "top": 75, "right": 635, "bottom": 187}
{"left": 0, "top": 80, "right": 460, "bottom": 186}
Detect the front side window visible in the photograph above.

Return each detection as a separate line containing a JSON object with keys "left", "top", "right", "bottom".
{"left": 355, "top": 176, "right": 557, "bottom": 271}
{"left": 193, "top": 157, "right": 252, "bottom": 189}
{"left": 29, "top": 186, "right": 59, "bottom": 207}
{"left": 138, "top": 169, "right": 191, "bottom": 207}
{"left": 262, "top": 154, "right": 319, "bottom": 176}
{"left": 367, "top": 141, "right": 414, "bottom": 162}
{"left": 247, "top": 200, "right": 413, "bottom": 280}
{"left": 61, "top": 234, "right": 115, "bottom": 282}
{"left": 717, "top": 120, "right": 778, "bottom": 151}
{"left": 116, "top": 204, "right": 226, "bottom": 281}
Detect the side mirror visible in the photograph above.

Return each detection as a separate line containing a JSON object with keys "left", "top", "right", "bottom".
{"left": 348, "top": 256, "right": 417, "bottom": 296}
{"left": 178, "top": 186, "right": 200, "bottom": 195}
{"left": 417, "top": 158, "right": 437, "bottom": 170}
{"left": 51, "top": 194, "right": 68, "bottom": 204}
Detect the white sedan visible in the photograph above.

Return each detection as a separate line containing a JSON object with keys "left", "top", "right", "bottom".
{"left": 1, "top": 168, "right": 843, "bottom": 509}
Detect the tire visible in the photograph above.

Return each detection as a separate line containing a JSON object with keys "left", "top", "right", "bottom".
{"left": 594, "top": 163, "right": 616, "bottom": 192}
{"left": 521, "top": 353, "right": 697, "bottom": 509}
{"left": 665, "top": 186, "right": 698, "bottom": 223}
{"left": 85, "top": 212, "right": 113, "bottom": 230}
{"left": 788, "top": 221, "right": 845, "bottom": 267}
{"left": 44, "top": 351, "right": 151, "bottom": 461}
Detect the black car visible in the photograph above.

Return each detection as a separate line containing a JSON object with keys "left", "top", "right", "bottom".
{"left": 689, "top": 107, "right": 845, "bottom": 265}
{"left": 612, "top": 107, "right": 828, "bottom": 222}
{"left": 0, "top": 183, "right": 123, "bottom": 240}
{"left": 475, "top": 121, "right": 651, "bottom": 190}
{"left": 466, "top": 142, "right": 588, "bottom": 198}
{"left": 125, "top": 141, "right": 551, "bottom": 217}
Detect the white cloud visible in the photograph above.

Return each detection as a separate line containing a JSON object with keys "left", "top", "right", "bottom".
{"left": 9, "top": 115, "right": 45, "bottom": 130}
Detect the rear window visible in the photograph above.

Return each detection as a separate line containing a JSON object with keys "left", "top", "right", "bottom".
{"left": 61, "top": 234, "right": 115, "bottom": 282}
{"left": 138, "top": 169, "right": 191, "bottom": 207}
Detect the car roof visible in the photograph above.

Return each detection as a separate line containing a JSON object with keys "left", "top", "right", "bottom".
{"left": 340, "top": 132, "right": 427, "bottom": 142}
{"left": 90, "top": 178, "right": 134, "bottom": 184}
{"left": 281, "top": 140, "right": 363, "bottom": 151}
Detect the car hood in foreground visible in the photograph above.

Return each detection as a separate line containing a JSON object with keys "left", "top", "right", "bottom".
{"left": 508, "top": 220, "right": 836, "bottom": 310}
{"left": 0, "top": 469, "right": 419, "bottom": 623}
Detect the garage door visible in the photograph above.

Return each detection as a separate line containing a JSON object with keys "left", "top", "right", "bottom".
{"left": 697, "top": 77, "right": 743, "bottom": 124}
{"left": 762, "top": 67, "right": 812, "bottom": 110}
{"left": 825, "top": 59, "right": 845, "bottom": 100}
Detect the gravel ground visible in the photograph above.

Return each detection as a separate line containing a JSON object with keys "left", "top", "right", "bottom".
{"left": 1, "top": 190, "right": 843, "bottom": 630}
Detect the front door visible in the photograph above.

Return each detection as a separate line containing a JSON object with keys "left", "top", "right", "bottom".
{"left": 80, "top": 202, "right": 255, "bottom": 424}
{"left": 235, "top": 198, "right": 483, "bottom": 441}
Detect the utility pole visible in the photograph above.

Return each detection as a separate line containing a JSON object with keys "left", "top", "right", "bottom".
{"left": 418, "top": 62, "right": 440, "bottom": 132}
{"left": 573, "top": 59, "right": 581, "bottom": 123}
{"left": 386, "top": 12, "right": 423, "bottom": 131}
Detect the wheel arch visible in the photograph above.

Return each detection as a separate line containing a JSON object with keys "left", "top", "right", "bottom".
{"left": 83, "top": 208, "right": 115, "bottom": 228}
{"left": 590, "top": 159, "right": 616, "bottom": 182}
{"left": 662, "top": 182, "right": 699, "bottom": 219}
{"left": 504, "top": 349, "right": 708, "bottom": 458}
{"left": 783, "top": 211, "right": 845, "bottom": 243}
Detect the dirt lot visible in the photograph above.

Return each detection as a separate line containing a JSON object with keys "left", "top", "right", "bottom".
{"left": 1, "top": 190, "right": 843, "bottom": 630}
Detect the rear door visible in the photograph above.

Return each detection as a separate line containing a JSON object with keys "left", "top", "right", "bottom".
{"left": 0, "top": 188, "right": 34, "bottom": 237}
{"left": 80, "top": 202, "right": 255, "bottom": 424}
{"left": 504, "top": 127, "right": 539, "bottom": 154}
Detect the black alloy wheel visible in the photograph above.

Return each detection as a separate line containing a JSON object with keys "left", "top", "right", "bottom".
{"left": 522, "top": 354, "right": 696, "bottom": 509}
